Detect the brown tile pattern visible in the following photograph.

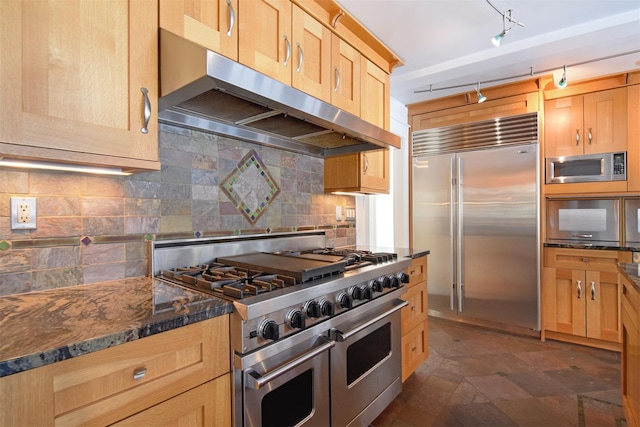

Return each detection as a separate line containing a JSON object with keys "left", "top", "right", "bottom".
{"left": 373, "top": 319, "right": 626, "bottom": 427}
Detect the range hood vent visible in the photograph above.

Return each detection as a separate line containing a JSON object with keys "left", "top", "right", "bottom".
{"left": 412, "top": 112, "right": 539, "bottom": 156}
{"left": 158, "top": 30, "right": 400, "bottom": 158}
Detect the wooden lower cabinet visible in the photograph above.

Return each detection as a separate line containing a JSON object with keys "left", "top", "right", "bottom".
{"left": 113, "top": 374, "right": 231, "bottom": 427}
{"left": 543, "top": 247, "right": 631, "bottom": 349}
{"left": 621, "top": 273, "right": 640, "bottom": 427}
{"left": 401, "top": 255, "right": 428, "bottom": 381}
{"left": 0, "top": 316, "right": 231, "bottom": 427}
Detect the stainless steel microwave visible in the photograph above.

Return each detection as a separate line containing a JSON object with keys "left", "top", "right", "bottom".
{"left": 545, "top": 152, "right": 626, "bottom": 184}
{"left": 547, "top": 198, "right": 620, "bottom": 245}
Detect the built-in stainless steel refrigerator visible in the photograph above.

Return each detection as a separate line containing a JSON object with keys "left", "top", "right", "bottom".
{"left": 411, "top": 114, "right": 540, "bottom": 332}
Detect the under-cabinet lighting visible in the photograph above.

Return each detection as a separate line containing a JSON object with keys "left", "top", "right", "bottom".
{"left": 0, "top": 158, "right": 132, "bottom": 176}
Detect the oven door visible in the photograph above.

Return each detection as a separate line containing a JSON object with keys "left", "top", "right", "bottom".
{"left": 329, "top": 298, "right": 408, "bottom": 427}
{"left": 241, "top": 335, "right": 334, "bottom": 427}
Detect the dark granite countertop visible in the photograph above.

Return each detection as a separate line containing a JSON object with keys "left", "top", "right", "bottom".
{"left": 619, "top": 263, "right": 640, "bottom": 293}
{"left": 346, "top": 245, "right": 430, "bottom": 259}
{"left": 0, "top": 277, "right": 233, "bottom": 378}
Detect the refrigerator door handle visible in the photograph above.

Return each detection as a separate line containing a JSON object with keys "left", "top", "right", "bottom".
{"left": 457, "top": 155, "right": 464, "bottom": 313}
{"left": 450, "top": 156, "right": 456, "bottom": 311}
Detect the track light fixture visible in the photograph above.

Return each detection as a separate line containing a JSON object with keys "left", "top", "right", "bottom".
{"left": 557, "top": 65, "right": 568, "bottom": 89}
{"left": 487, "top": 0, "right": 524, "bottom": 47}
{"left": 475, "top": 83, "right": 487, "bottom": 103}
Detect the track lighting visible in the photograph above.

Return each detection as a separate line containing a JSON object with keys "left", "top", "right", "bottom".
{"left": 487, "top": 1, "right": 524, "bottom": 47}
{"left": 476, "top": 83, "right": 487, "bottom": 103}
{"left": 557, "top": 65, "right": 568, "bottom": 89}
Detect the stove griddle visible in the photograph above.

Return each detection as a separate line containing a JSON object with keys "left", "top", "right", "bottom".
{"left": 216, "top": 253, "right": 346, "bottom": 282}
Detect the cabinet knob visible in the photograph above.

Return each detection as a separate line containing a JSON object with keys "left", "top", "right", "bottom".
{"left": 575, "top": 129, "right": 580, "bottom": 146}
{"left": 588, "top": 128, "right": 593, "bottom": 145}
{"left": 411, "top": 305, "right": 416, "bottom": 311}
{"left": 582, "top": 258, "right": 589, "bottom": 263}
{"left": 133, "top": 367, "right": 147, "bottom": 380}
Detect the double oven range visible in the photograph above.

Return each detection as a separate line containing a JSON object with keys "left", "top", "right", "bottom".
{"left": 151, "top": 231, "right": 411, "bottom": 427}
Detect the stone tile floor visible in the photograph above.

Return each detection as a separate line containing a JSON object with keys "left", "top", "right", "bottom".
{"left": 373, "top": 318, "right": 626, "bottom": 427}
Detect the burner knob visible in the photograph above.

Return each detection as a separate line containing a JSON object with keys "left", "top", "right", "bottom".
{"left": 397, "top": 271, "right": 410, "bottom": 284}
{"left": 360, "top": 284, "right": 374, "bottom": 300}
{"left": 259, "top": 318, "right": 280, "bottom": 341}
{"left": 388, "top": 275, "right": 400, "bottom": 288}
{"left": 304, "top": 301, "right": 322, "bottom": 318}
{"left": 287, "top": 309, "right": 305, "bottom": 329}
{"left": 380, "top": 276, "right": 391, "bottom": 289}
{"left": 349, "top": 286, "right": 364, "bottom": 300}
{"left": 337, "top": 292, "right": 352, "bottom": 309}
{"left": 320, "top": 299, "right": 335, "bottom": 316}
{"left": 370, "top": 277, "right": 384, "bottom": 292}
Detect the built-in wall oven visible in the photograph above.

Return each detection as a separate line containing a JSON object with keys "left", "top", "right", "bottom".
{"left": 546, "top": 198, "right": 621, "bottom": 245}
{"left": 624, "top": 197, "right": 640, "bottom": 248}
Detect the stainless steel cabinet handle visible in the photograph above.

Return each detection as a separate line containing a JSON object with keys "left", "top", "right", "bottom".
{"left": 411, "top": 305, "right": 416, "bottom": 311}
{"left": 588, "top": 128, "right": 593, "bottom": 145}
{"left": 246, "top": 337, "right": 334, "bottom": 389}
{"left": 577, "top": 280, "right": 582, "bottom": 299}
{"left": 330, "top": 299, "right": 408, "bottom": 342}
{"left": 334, "top": 66, "right": 341, "bottom": 92}
{"left": 576, "top": 129, "right": 580, "bottom": 146}
{"left": 133, "top": 367, "right": 147, "bottom": 380}
{"left": 457, "top": 156, "right": 464, "bottom": 313}
{"left": 591, "top": 281, "right": 596, "bottom": 300}
{"left": 296, "top": 42, "right": 304, "bottom": 73}
{"left": 363, "top": 153, "right": 369, "bottom": 175}
{"left": 226, "top": 0, "right": 235, "bottom": 37}
{"left": 283, "top": 35, "right": 291, "bottom": 67}
{"left": 140, "top": 87, "right": 150, "bottom": 134}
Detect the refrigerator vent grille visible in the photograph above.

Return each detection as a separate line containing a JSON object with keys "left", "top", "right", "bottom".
{"left": 411, "top": 112, "right": 538, "bottom": 156}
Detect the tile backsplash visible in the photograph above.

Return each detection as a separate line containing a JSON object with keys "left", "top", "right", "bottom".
{"left": 0, "top": 125, "right": 355, "bottom": 296}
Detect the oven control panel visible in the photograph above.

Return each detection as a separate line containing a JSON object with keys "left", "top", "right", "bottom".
{"left": 236, "top": 271, "right": 409, "bottom": 353}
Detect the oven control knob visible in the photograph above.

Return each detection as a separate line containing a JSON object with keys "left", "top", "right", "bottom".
{"left": 397, "top": 272, "right": 410, "bottom": 284}
{"left": 304, "top": 301, "right": 322, "bottom": 318}
{"left": 380, "top": 276, "right": 391, "bottom": 289}
{"left": 370, "top": 278, "right": 384, "bottom": 292}
{"left": 287, "top": 309, "right": 306, "bottom": 329}
{"left": 320, "top": 299, "right": 335, "bottom": 316}
{"left": 337, "top": 292, "right": 352, "bottom": 309}
{"left": 258, "top": 318, "right": 280, "bottom": 341}
{"left": 388, "top": 275, "right": 400, "bottom": 288}
{"left": 360, "top": 284, "right": 374, "bottom": 300}
{"left": 349, "top": 285, "right": 364, "bottom": 300}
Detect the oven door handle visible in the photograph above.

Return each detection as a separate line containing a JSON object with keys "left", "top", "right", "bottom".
{"left": 246, "top": 337, "right": 335, "bottom": 390}
{"left": 330, "top": 299, "right": 409, "bottom": 342}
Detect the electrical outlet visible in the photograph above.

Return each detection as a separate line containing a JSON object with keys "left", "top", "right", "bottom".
{"left": 336, "top": 206, "right": 342, "bottom": 221}
{"left": 11, "top": 197, "right": 36, "bottom": 230}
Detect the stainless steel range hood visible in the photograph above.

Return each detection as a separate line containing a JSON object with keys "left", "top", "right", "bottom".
{"left": 158, "top": 30, "right": 400, "bottom": 157}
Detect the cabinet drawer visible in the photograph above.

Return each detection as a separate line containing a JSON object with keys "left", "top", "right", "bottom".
{"left": 407, "top": 256, "right": 427, "bottom": 287}
{"left": 401, "top": 321, "right": 427, "bottom": 382}
{"left": 544, "top": 248, "right": 621, "bottom": 272}
{"left": 112, "top": 373, "right": 231, "bottom": 427}
{"left": 53, "top": 316, "right": 229, "bottom": 426}
{"left": 402, "top": 281, "right": 428, "bottom": 332}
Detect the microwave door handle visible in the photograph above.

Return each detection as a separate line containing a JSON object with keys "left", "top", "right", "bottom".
{"left": 572, "top": 234, "right": 593, "bottom": 239}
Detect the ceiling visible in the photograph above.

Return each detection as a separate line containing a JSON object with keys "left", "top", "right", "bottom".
{"left": 338, "top": 0, "right": 640, "bottom": 106}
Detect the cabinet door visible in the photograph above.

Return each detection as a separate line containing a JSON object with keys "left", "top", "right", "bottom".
{"left": 112, "top": 374, "right": 231, "bottom": 427}
{"left": 360, "top": 149, "right": 390, "bottom": 193}
{"left": 331, "top": 34, "right": 361, "bottom": 116}
{"left": 361, "top": 59, "right": 390, "bottom": 129}
{"left": 402, "top": 281, "right": 428, "bottom": 333}
{"left": 238, "top": 0, "right": 291, "bottom": 85}
{"left": 0, "top": 0, "right": 158, "bottom": 164}
{"left": 545, "top": 268, "right": 586, "bottom": 336}
{"left": 544, "top": 95, "right": 584, "bottom": 158}
{"left": 401, "top": 321, "right": 427, "bottom": 382}
{"left": 291, "top": 5, "right": 331, "bottom": 102}
{"left": 160, "top": 0, "right": 238, "bottom": 61}
{"left": 583, "top": 87, "right": 628, "bottom": 154}
{"left": 585, "top": 271, "right": 620, "bottom": 342}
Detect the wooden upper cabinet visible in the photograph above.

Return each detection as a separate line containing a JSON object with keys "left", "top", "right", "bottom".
{"left": 291, "top": 5, "right": 332, "bottom": 102}
{"left": 331, "top": 34, "right": 361, "bottom": 117}
{"left": 324, "top": 149, "right": 389, "bottom": 194}
{"left": 545, "top": 87, "right": 627, "bottom": 158}
{"left": 361, "top": 59, "right": 390, "bottom": 129}
{"left": 0, "top": 0, "right": 159, "bottom": 170}
{"left": 159, "top": 0, "right": 238, "bottom": 61}
{"left": 238, "top": 0, "right": 292, "bottom": 85}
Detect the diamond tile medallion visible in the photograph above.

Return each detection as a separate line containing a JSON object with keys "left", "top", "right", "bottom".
{"left": 220, "top": 150, "right": 280, "bottom": 224}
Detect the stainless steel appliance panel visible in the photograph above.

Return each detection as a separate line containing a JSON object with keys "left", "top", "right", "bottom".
{"left": 329, "top": 298, "right": 406, "bottom": 427}
{"left": 624, "top": 197, "right": 640, "bottom": 247}
{"left": 412, "top": 144, "right": 539, "bottom": 331}
{"left": 547, "top": 198, "right": 620, "bottom": 245}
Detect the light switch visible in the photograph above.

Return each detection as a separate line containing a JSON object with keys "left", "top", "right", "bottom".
{"left": 336, "top": 206, "right": 342, "bottom": 221}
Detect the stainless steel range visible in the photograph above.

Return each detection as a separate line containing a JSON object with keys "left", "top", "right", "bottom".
{"left": 151, "top": 231, "right": 411, "bottom": 427}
